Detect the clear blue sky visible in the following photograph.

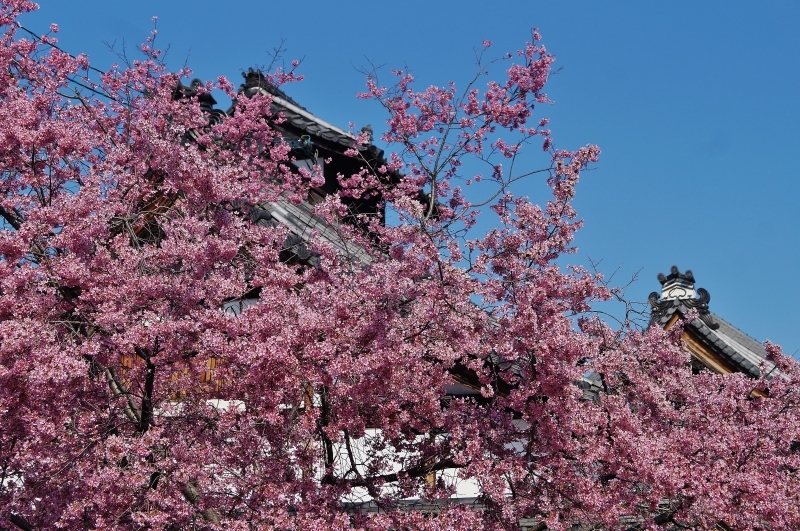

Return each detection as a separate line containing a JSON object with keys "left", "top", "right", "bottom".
{"left": 20, "top": 1, "right": 800, "bottom": 354}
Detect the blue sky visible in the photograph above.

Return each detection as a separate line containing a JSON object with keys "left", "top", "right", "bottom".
{"left": 20, "top": 1, "right": 800, "bottom": 354}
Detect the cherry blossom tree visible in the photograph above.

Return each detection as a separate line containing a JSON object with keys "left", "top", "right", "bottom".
{"left": 1, "top": 1, "right": 799, "bottom": 529}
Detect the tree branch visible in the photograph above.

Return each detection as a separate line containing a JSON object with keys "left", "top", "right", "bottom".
{"left": 339, "top": 458, "right": 462, "bottom": 488}
{"left": 0, "top": 204, "right": 22, "bottom": 230}
{"left": 7, "top": 513, "right": 33, "bottom": 531}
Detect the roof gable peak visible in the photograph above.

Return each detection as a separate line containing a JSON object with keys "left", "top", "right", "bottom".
{"left": 649, "top": 266, "right": 719, "bottom": 330}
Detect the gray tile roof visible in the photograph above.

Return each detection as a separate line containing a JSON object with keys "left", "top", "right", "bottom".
{"left": 235, "top": 70, "right": 385, "bottom": 161}
{"left": 253, "top": 195, "right": 374, "bottom": 266}
{"left": 578, "top": 372, "right": 604, "bottom": 401}
{"left": 688, "top": 311, "right": 775, "bottom": 378}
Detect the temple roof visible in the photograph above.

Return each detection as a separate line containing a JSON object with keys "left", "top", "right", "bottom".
{"left": 175, "top": 69, "right": 388, "bottom": 266}
{"left": 649, "top": 266, "right": 776, "bottom": 378}
{"left": 235, "top": 68, "right": 383, "bottom": 159}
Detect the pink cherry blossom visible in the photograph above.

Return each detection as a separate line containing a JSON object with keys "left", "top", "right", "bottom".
{"left": 0, "top": 3, "right": 798, "bottom": 530}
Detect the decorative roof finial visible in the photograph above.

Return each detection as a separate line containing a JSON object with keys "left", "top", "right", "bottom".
{"left": 359, "top": 124, "right": 373, "bottom": 143}
{"left": 172, "top": 78, "right": 217, "bottom": 112}
{"left": 242, "top": 68, "right": 265, "bottom": 90}
{"left": 658, "top": 266, "right": 697, "bottom": 301}
{"left": 648, "top": 266, "right": 718, "bottom": 329}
